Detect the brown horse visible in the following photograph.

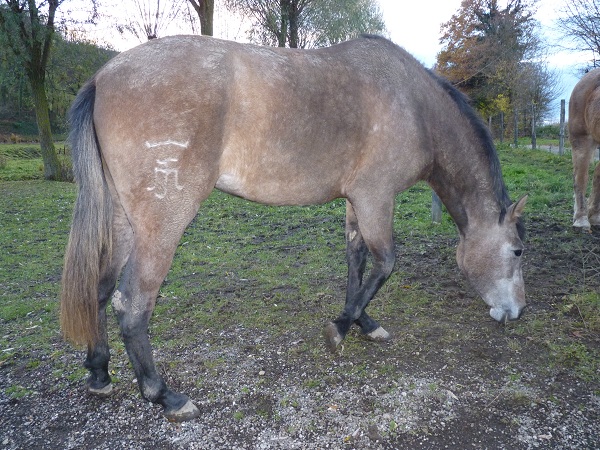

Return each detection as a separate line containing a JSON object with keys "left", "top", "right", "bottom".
{"left": 569, "top": 68, "right": 600, "bottom": 230}
{"left": 60, "top": 35, "right": 527, "bottom": 422}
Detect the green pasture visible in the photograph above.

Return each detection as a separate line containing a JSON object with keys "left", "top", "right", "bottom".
{"left": 0, "top": 141, "right": 598, "bottom": 395}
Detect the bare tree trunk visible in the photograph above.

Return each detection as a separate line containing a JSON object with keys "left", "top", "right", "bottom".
{"left": 29, "top": 72, "right": 61, "bottom": 180}
{"left": 288, "top": 0, "right": 299, "bottom": 48}
{"left": 199, "top": 0, "right": 213, "bottom": 35}
{"left": 187, "top": 0, "right": 213, "bottom": 36}
{"left": 530, "top": 102, "right": 537, "bottom": 150}
{"left": 278, "top": 0, "right": 289, "bottom": 47}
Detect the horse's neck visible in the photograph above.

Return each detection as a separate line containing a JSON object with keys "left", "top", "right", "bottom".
{"left": 428, "top": 148, "right": 502, "bottom": 236}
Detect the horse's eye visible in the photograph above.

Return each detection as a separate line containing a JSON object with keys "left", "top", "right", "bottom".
{"left": 514, "top": 249, "right": 523, "bottom": 257}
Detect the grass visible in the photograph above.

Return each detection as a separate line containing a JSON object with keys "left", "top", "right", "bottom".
{"left": 0, "top": 142, "right": 70, "bottom": 181}
{"left": 0, "top": 139, "right": 599, "bottom": 406}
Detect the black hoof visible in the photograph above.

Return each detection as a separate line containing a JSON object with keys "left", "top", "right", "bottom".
{"left": 86, "top": 378, "right": 113, "bottom": 397}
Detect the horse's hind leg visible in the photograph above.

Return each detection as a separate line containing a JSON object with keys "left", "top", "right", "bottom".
{"left": 324, "top": 197, "right": 395, "bottom": 352}
{"left": 571, "top": 135, "right": 597, "bottom": 229}
{"left": 588, "top": 159, "right": 600, "bottom": 226}
{"left": 112, "top": 201, "right": 203, "bottom": 422}
{"left": 85, "top": 202, "right": 133, "bottom": 395}
{"left": 84, "top": 287, "right": 112, "bottom": 395}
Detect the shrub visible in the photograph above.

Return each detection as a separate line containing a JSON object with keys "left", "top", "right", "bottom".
{"left": 537, "top": 124, "right": 562, "bottom": 139}
{"left": 59, "top": 156, "right": 74, "bottom": 182}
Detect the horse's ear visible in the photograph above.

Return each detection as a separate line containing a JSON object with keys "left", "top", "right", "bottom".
{"left": 507, "top": 195, "right": 528, "bottom": 221}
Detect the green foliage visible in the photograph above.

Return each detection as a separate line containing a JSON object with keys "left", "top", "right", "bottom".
{"left": 536, "top": 124, "right": 561, "bottom": 139}
{"left": 227, "top": 0, "right": 385, "bottom": 49}
{"left": 304, "top": 0, "right": 386, "bottom": 48}
{"left": 0, "top": 44, "right": 32, "bottom": 119}
{"left": 0, "top": 31, "right": 115, "bottom": 134}
{"left": 46, "top": 34, "right": 116, "bottom": 132}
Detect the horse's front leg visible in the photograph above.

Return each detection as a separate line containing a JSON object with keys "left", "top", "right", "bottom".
{"left": 113, "top": 250, "right": 200, "bottom": 422}
{"left": 324, "top": 200, "right": 394, "bottom": 352}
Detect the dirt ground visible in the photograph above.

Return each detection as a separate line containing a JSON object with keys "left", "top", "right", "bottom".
{"left": 1, "top": 214, "right": 599, "bottom": 449}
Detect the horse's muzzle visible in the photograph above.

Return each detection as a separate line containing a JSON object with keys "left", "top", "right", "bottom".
{"left": 490, "top": 303, "right": 527, "bottom": 323}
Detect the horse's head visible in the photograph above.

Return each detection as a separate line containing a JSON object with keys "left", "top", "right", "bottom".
{"left": 456, "top": 196, "right": 527, "bottom": 322}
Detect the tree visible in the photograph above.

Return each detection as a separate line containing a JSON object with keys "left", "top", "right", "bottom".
{"left": 556, "top": 0, "right": 600, "bottom": 69}
{"left": 226, "top": 0, "right": 385, "bottom": 49}
{"left": 435, "top": 0, "right": 559, "bottom": 136}
{"left": 116, "top": 0, "right": 185, "bottom": 41}
{"left": 303, "top": 0, "right": 385, "bottom": 48}
{"left": 0, "top": 31, "right": 113, "bottom": 136}
{"left": 186, "top": 0, "right": 213, "bottom": 36}
{"left": 0, "top": 40, "right": 31, "bottom": 119}
{"left": 0, "top": 0, "right": 64, "bottom": 179}
{"left": 47, "top": 33, "right": 116, "bottom": 131}
{"left": 437, "top": 0, "right": 539, "bottom": 110}
{"left": 224, "top": 0, "right": 307, "bottom": 48}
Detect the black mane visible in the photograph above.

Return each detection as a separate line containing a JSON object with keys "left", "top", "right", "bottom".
{"left": 427, "top": 70, "right": 524, "bottom": 237}
{"left": 427, "top": 71, "right": 510, "bottom": 205}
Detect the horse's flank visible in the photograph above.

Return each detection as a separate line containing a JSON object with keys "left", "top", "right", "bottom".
{"left": 95, "top": 36, "right": 424, "bottom": 206}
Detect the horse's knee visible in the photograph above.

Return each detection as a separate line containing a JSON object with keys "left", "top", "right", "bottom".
{"left": 378, "top": 250, "right": 395, "bottom": 278}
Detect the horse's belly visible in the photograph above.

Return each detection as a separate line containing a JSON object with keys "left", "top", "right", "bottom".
{"left": 215, "top": 171, "right": 340, "bottom": 206}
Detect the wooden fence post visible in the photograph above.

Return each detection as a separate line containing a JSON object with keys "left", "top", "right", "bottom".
{"left": 432, "top": 191, "right": 442, "bottom": 224}
{"left": 531, "top": 102, "right": 537, "bottom": 150}
{"left": 559, "top": 99, "right": 565, "bottom": 156}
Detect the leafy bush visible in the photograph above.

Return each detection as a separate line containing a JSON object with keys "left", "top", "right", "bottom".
{"left": 537, "top": 124, "right": 562, "bottom": 139}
